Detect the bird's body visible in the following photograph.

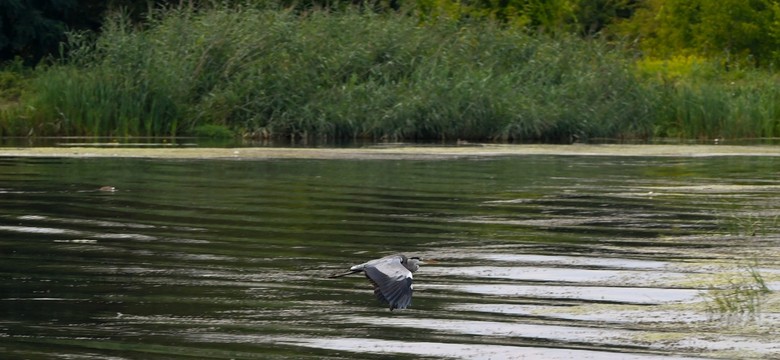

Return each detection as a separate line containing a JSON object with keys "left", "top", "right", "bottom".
{"left": 329, "top": 254, "right": 422, "bottom": 310}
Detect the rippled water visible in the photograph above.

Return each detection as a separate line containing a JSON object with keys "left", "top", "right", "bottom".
{"left": 2, "top": 155, "right": 779, "bottom": 359}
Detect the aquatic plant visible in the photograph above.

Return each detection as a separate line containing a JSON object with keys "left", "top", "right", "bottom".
{"left": 3, "top": 5, "right": 780, "bottom": 142}
{"left": 634, "top": 56, "right": 780, "bottom": 140}
{"left": 702, "top": 265, "right": 772, "bottom": 322}
{"left": 7, "top": 7, "right": 654, "bottom": 141}
{"left": 719, "top": 212, "right": 780, "bottom": 237}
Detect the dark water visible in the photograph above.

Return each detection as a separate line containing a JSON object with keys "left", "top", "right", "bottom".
{"left": 1, "top": 155, "right": 779, "bottom": 359}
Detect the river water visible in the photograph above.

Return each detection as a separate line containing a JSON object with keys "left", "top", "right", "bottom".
{"left": 1, "top": 154, "right": 779, "bottom": 359}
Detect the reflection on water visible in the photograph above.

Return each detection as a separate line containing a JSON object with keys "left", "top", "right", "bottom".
{"left": 1, "top": 155, "right": 779, "bottom": 359}
{"left": 445, "top": 283, "right": 700, "bottom": 303}
{"left": 426, "top": 265, "right": 688, "bottom": 284}
{"left": 277, "top": 337, "right": 707, "bottom": 360}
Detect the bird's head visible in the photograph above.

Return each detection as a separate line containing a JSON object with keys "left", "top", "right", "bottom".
{"left": 405, "top": 256, "right": 436, "bottom": 272}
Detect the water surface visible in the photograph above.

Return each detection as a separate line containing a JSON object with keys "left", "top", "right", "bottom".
{"left": 1, "top": 155, "right": 779, "bottom": 359}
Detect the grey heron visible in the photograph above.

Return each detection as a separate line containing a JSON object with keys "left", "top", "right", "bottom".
{"left": 329, "top": 254, "right": 424, "bottom": 311}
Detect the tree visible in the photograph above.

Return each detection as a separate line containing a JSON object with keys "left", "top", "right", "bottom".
{"left": 0, "top": 0, "right": 78, "bottom": 63}
{"left": 414, "top": 0, "right": 636, "bottom": 36}
{"left": 573, "top": 0, "right": 637, "bottom": 36}
{"left": 615, "top": 0, "right": 780, "bottom": 66}
{"left": 694, "top": 0, "right": 776, "bottom": 65}
{"left": 0, "top": 0, "right": 223, "bottom": 64}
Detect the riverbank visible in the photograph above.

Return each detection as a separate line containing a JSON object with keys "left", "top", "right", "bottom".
{"left": 1, "top": 144, "right": 779, "bottom": 160}
{"left": 4, "top": 7, "right": 780, "bottom": 142}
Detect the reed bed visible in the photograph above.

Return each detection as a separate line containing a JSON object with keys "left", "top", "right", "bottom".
{"left": 2, "top": 6, "right": 779, "bottom": 141}
{"left": 5, "top": 8, "right": 652, "bottom": 141}
{"left": 650, "top": 76, "right": 780, "bottom": 140}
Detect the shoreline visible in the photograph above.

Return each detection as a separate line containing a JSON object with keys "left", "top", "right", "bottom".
{"left": 0, "top": 144, "right": 779, "bottom": 160}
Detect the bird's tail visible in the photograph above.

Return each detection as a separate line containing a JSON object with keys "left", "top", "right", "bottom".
{"left": 327, "top": 270, "right": 361, "bottom": 278}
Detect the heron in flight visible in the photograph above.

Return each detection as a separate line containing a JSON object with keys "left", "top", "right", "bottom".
{"left": 329, "top": 254, "right": 424, "bottom": 311}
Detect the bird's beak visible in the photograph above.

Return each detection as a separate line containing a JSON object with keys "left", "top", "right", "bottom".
{"left": 423, "top": 259, "right": 438, "bottom": 264}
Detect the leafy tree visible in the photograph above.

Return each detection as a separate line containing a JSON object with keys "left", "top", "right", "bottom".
{"left": 414, "top": 0, "right": 635, "bottom": 36}
{"left": 0, "top": 0, "right": 229, "bottom": 64}
{"left": 615, "top": 0, "right": 780, "bottom": 66}
{"left": 573, "top": 0, "right": 637, "bottom": 36}
{"left": 694, "top": 0, "right": 776, "bottom": 65}
{"left": 0, "top": 0, "right": 78, "bottom": 63}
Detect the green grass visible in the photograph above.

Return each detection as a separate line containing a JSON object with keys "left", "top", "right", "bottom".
{"left": 1, "top": 6, "right": 779, "bottom": 142}
{"left": 1, "top": 7, "right": 655, "bottom": 141}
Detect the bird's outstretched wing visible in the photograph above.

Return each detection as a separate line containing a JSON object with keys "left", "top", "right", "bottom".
{"left": 363, "top": 257, "right": 414, "bottom": 310}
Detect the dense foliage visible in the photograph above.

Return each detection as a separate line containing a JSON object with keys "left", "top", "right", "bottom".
{"left": 7, "top": 9, "right": 653, "bottom": 141}
{"left": 618, "top": 0, "right": 780, "bottom": 67}
{"left": 0, "top": 0, "right": 79, "bottom": 63}
{"left": 5, "top": 0, "right": 780, "bottom": 66}
{"left": 415, "top": 0, "right": 637, "bottom": 36}
{"left": 0, "top": 0, "right": 235, "bottom": 64}
{"left": 2, "top": 1, "right": 780, "bottom": 141}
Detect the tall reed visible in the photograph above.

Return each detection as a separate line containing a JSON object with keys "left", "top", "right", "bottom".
{"left": 637, "top": 57, "right": 780, "bottom": 140}
{"left": 11, "top": 7, "right": 655, "bottom": 141}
